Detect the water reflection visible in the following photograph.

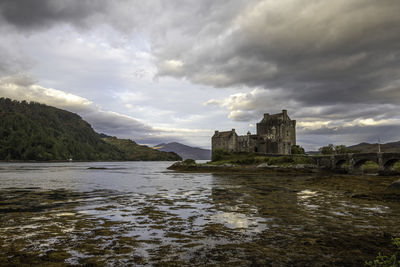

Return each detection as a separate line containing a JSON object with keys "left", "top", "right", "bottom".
{"left": 0, "top": 162, "right": 399, "bottom": 266}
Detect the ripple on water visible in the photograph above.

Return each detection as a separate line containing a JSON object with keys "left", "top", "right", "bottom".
{"left": 297, "top": 189, "right": 319, "bottom": 200}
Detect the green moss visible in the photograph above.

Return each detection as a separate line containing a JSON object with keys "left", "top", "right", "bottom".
{"left": 80, "top": 256, "right": 106, "bottom": 266}
{"left": 133, "top": 255, "right": 148, "bottom": 265}
{"left": 361, "top": 161, "right": 379, "bottom": 173}
{"left": 183, "top": 158, "right": 196, "bottom": 165}
{"left": 366, "top": 237, "right": 400, "bottom": 267}
{"left": 46, "top": 250, "right": 71, "bottom": 262}
{"left": 395, "top": 161, "right": 400, "bottom": 171}
{"left": 209, "top": 153, "right": 313, "bottom": 166}
{"left": 164, "top": 232, "right": 193, "bottom": 239}
{"left": 1, "top": 177, "right": 399, "bottom": 266}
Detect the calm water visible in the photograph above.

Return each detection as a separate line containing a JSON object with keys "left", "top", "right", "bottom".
{"left": 0, "top": 162, "right": 399, "bottom": 266}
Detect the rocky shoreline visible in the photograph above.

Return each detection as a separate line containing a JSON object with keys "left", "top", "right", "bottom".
{"left": 168, "top": 161, "right": 400, "bottom": 198}
{"left": 168, "top": 161, "right": 400, "bottom": 176}
{"left": 168, "top": 161, "right": 317, "bottom": 174}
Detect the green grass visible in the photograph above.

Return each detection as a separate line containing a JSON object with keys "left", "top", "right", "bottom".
{"left": 366, "top": 237, "right": 400, "bottom": 267}
{"left": 208, "top": 151, "right": 313, "bottom": 166}
{"left": 360, "top": 161, "right": 400, "bottom": 172}
{"left": 361, "top": 161, "right": 379, "bottom": 172}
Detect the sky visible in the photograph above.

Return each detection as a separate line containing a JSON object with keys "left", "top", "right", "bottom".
{"left": 0, "top": 0, "right": 399, "bottom": 150}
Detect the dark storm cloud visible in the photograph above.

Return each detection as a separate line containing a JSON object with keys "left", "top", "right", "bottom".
{"left": 0, "top": 0, "right": 109, "bottom": 76}
{"left": 155, "top": 0, "right": 400, "bottom": 107}
{"left": 2, "top": 0, "right": 399, "bottom": 108}
{"left": 1, "top": 0, "right": 399, "bottom": 148}
{"left": 0, "top": 0, "right": 107, "bottom": 30}
{"left": 183, "top": 0, "right": 400, "bottom": 148}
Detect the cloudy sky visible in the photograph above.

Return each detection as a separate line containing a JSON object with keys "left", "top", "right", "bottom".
{"left": 0, "top": 0, "right": 399, "bottom": 150}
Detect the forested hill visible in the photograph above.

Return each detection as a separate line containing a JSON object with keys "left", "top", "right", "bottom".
{"left": 103, "top": 137, "right": 182, "bottom": 161}
{"left": 0, "top": 98, "right": 181, "bottom": 161}
{"left": 154, "top": 142, "right": 211, "bottom": 160}
{"left": 348, "top": 141, "right": 400, "bottom": 153}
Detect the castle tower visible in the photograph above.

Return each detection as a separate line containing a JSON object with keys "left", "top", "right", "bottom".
{"left": 211, "top": 110, "right": 296, "bottom": 157}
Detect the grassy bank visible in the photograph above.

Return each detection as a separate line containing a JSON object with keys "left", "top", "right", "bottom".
{"left": 208, "top": 151, "right": 313, "bottom": 166}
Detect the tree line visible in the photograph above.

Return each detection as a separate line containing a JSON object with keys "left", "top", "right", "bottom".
{"left": 0, "top": 98, "right": 181, "bottom": 161}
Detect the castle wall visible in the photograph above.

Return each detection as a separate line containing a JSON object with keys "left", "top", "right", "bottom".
{"left": 212, "top": 110, "right": 296, "bottom": 157}
{"left": 276, "top": 141, "right": 292, "bottom": 154}
{"left": 255, "top": 110, "right": 296, "bottom": 154}
{"left": 211, "top": 130, "right": 238, "bottom": 152}
{"left": 236, "top": 135, "right": 258, "bottom": 153}
{"left": 237, "top": 135, "right": 250, "bottom": 153}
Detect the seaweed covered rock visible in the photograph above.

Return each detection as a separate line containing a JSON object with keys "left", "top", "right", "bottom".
{"left": 183, "top": 159, "right": 196, "bottom": 165}
{"left": 167, "top": 159, "right": 197, "bottom": 170}
{"left": 387, "top": 179, "right": 400, "bottom": 192}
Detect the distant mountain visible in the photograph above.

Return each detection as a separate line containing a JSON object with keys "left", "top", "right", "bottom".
{"left": 306, "top": 141, "right": 400, "bottom": 154}
{"left": 104, "top": 137, "right": 181, "bottom": 161}
{"left": 0, "top": 97, "right": 181, "bottom": 161}
{"left": 154, "top": 142, "right": 211, "bottom": 160}
{"left": 348, "top": 141, "right": 400, "bottom": 153}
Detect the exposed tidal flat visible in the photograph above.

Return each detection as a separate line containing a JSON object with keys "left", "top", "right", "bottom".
{"left": 0, "top": 162, "right": 399, "bottom": 266}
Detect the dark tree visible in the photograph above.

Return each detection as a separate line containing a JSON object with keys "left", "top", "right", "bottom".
{"left": 291, "top": 145, "right": 305, "bottom": 154}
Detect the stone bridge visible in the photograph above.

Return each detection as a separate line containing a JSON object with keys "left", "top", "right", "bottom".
{"left": 311, "top": 153, "right": 400, "bottom": 172}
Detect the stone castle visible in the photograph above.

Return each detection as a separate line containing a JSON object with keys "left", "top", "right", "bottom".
{"left": 212, "top": 110, "right": 296, "bottom": 155}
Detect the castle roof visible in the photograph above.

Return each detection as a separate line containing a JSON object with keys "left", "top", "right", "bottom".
{"left": 259, "top": 110, "right": 291, "bottom": 124}
{"left": 212, "top": 129, "right": 237, "bottom": 138}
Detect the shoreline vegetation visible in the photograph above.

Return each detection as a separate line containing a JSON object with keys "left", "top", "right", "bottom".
{"left": 168, "top": 152, "right": 400, "bottom": 176}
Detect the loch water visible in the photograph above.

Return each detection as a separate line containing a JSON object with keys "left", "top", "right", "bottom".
{"left": 0, "top": 161, "right": 399, "bottom": 266}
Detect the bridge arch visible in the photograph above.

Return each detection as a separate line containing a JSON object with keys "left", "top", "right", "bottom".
{"left": 383, "top": 158, "right": 400, "bottom": 171}
{"left": 335, "top": 159, "right": 347, "bottom": 169}
{"left": 353, "top": 159, "right": 378, "bottom": 170}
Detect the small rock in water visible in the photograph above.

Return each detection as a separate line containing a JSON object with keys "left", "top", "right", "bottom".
{"left": 256, "top": 163, "right": 269, "bottom": 168}
{"left": 221, "top": 163, "right": 236, "bottom": 167}
{"left": 293, "top": 164, "right": 316, "bottom": 169}
{"left": 256, "top": 163, "right": 278, "bottom": 168}
{"left": 387, "top": 179, "right": 400, "bottom": 191}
